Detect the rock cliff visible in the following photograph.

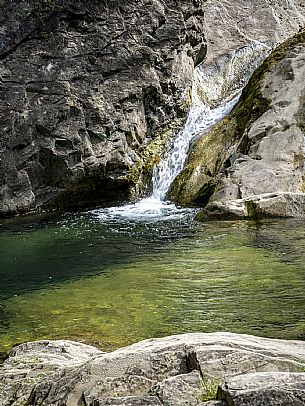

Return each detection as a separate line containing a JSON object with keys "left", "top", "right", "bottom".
{"left": 0, "top": 0, "right": 205, "bottom": 215}
{"left": 1, "top": 333, "right": 305, "bottom": 405}
{"left": 170, "top": 29, "right": 305, "bottom": 219}
{"left": 1, "top": 0, "right": 305, "bottom": 216}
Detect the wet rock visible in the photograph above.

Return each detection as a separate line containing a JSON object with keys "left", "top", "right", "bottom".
{"left": 196, "top": 193, "right": 305, "bottom": 221}
{"left": 172, "top": 29, "right": 305, "bottom": 219}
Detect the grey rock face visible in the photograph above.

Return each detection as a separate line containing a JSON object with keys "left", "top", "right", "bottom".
{"left": 197, "top": 0, "right": 305, "bottom": 109}
{"left": 1, "top": 0, "right": 305, "bottom": 216}
{"left": 90, "top": 397, "right": 163, "bottom": 406}
{"left": 1, "top": 332, "right": 305, "bottom": 405}
{"left": 218, "top": 372, "right": 305, "bottom": 406}
{"left": 0, "top": 0, "right": 205, "bottom": 215}
{"left": 214, "top": 40, "right": 305, "bottom": 203}
{"left": 0, "top": 340, "right": 103, "bottom": 406}
{"left": 203, "top": 0, "right": 305, "bottom": 66}
{"left": 151, "top": 370, "right": 204, "bottom": 405}
{"left": 172, "top": 29, "right": 305, "bottom": 219}
{"left": 206, "top": 32, "right": 305, "bottom": 219}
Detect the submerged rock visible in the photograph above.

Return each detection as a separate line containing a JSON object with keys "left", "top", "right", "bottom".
{"left": 171, "top": 29, "right": 305, "bottom": 219}
{"left": 1, "top": 332, "right": 305, "bottom": 405}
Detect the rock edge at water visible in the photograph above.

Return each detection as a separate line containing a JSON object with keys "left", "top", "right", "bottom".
{"left": 1, "top": 332, "right": 305, "bottom": 405}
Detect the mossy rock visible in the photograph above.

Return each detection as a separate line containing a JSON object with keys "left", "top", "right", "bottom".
{"left": 128, "top": 118, "right": 184, "bottom": 197}
{"left": 169, "top": 28, "right": 305, "bottom": 207}
{"left": 44, "top": 119, "right": 184, "bottom": 210}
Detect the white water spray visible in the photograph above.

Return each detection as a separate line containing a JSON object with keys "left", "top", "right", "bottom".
{"left": 93, "top": 43, "right": 271, "bottom": 221}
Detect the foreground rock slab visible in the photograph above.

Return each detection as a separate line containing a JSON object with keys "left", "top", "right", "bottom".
{"left": 218, "top": 372, "right": 305, "bottom": 406}
{"left": 1, "top": 333, "right": 305, "bottom": 405}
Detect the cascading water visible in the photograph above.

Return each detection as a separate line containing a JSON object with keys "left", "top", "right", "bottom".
{"left": 94, "top": 42, "right": 272, "bottom": 221}
{"left": 152, "top": 42, "right": 272, "bottom": 202}
{"left": 152, "top": 94, "right": 240, "bottom": 201}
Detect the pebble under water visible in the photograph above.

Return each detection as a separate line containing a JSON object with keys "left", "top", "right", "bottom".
{"left": 1, "top": 202, "right": 305, "bottom": 354}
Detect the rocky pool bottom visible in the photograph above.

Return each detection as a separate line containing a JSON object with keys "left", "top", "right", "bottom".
{"left": 1, "top": 203, "right": 305, "bottom": 357}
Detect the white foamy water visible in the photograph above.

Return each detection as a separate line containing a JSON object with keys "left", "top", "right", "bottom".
{"left": 92, "top": 96, "right": 240, "bottom": 223}
{"left": 92, "top": 93, "right": 239, "bottom": 223}
{"left": 91, "top": 197, "right": 194, "bottom": 223}
{"left": 92, "top": 43, "right": 271, "bottom": 222}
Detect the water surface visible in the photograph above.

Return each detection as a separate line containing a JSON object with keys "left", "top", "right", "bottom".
{"left": 1, "top": 206, "right": 305, "bottom": 353}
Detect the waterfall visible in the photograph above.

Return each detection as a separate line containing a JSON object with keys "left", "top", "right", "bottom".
{"left": 152, "top": 42, "right": 272, "bottom": 202}
{"left": 152, "top": 95, "right": 240, "bottom": 201}
{"left": 94, "top": 42, "right": 272, "bottom": 221}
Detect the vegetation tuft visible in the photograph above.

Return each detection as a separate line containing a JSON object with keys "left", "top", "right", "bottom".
{"left": 200, "top": 376, "right": 219, "bottom": 402}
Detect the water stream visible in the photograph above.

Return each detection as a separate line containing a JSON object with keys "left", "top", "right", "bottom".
{"left": 104, "top": 41, "right": 272, "bottom": 221}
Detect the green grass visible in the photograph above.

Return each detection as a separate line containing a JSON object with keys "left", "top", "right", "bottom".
{"left": 200, "top": 377, "right": 219, "bottom": 402}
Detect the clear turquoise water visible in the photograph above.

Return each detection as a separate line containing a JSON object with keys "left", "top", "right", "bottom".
{"left": 1, "top": 207, "right": 305, "bottom": 353}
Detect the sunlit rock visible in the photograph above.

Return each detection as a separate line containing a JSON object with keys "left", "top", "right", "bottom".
{"left": 1, "top": 332, "right": 305, "bottom": 405}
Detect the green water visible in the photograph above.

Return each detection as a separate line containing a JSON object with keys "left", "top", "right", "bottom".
{"left": 1, "top": 208, "right": 305, "bottom": 354}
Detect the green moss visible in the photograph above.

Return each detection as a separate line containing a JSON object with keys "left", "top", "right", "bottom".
{"left": 245, "top": 200, "right": 261, "bottom": 220}
{"left": 170, "top": 29, "right": 305, "bottom": 208}
{"left": 0, "top": 351, "right": 9, "bottom": 364}
{"left": 193, "top": 180, "right": 216, "bottom": 206}
{"left": 128, "top": 118, "right": 184, "bottom": 196}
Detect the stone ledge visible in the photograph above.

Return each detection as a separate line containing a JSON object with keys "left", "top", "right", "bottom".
{"left": 1, "top": 332, "right": 305, "bottom": 405}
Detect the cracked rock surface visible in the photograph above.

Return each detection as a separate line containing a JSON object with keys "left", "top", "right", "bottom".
{"left": 171, "top": 28, "right": 305, "bottom": 219}
{"left": 1, "top": 0, "right": 305, "bottom": 216}
{"left": 0, "top": 0, "right": 205, "bottom": 215}
{"left": 1, "top": 332, "right": 305, "bottom": 405}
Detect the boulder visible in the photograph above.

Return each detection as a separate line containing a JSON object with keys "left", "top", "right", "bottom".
{"left": 0, "top": 340, "right": 103, "bottom": 406}
{"left": 1, "top": 332, "right": 305, "bottom": 405}
{"left": 217, "top": 372, "right": 305, "bottom": 406}
{"left": 151, "top": 370, "right": 204, "bottom": 405}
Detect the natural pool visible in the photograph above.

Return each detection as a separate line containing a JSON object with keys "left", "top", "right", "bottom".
{"left": 1, "top": 204, "right": 305, "bottom": 355}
